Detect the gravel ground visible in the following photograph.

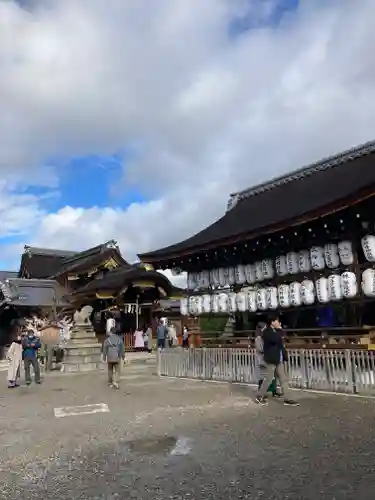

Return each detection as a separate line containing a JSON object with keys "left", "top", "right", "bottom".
{"left": 0, "top": 364, "right": 374, "bottom": 499}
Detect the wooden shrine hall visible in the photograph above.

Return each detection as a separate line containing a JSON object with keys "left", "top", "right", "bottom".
{"left": 139, "top": 140, "right": 375, "bottom": 348}
{"left": 0, "top": 240, "right": 179, "bottom": 350}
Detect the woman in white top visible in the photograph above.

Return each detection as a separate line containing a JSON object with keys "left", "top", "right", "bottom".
{"left": 134, "top": 328, "right": 145, "bottom": 351}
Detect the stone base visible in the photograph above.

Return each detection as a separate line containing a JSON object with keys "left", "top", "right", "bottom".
{"left": 63, "top": 324, "right": 103, "bottom": 373}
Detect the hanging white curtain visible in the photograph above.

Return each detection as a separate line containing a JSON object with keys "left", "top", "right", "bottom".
{"left": 234, "top": 265, "right": 246, "bottom": 285}
{"left": 180, "top": 298, "right": 188, "bottom": 316}
{"left": 327, "top": 274, "right": 342, "bottom": 301}
{"left": 316, "top": 277, "right": 329, "bottom": 303}
{"left": 362, "top": 269, "right": 375, "bottom": 297}
{"left": 248, "top": 290, "right": 257, "bottom": 312}
{"left": 286, "top": 252, "right": 299, "bottom": 275}
{"left": 289, "top": 282, "right": 302, "bottom": 306}
{"left": 361, "top": 235, "right": 375, "bottom": 262}
{"left": 244, "top": 264, "right": 256, "bottom": 284}
{"left": 324, "top": 243, "right": 340, "bottom": 269}
{"left": 298, "top": 250, "right": 311, "bottom": 273}
{"left": 301, "top": 280, "right": 315, "bottom": 305}
{"left": 236, "top": 292, "right": 248, "bottom": 312}
{"left": 275, "top": 255, "right": 288, "bottom": 276}
{"left": 278, "top": 284, "right": 290, "bottom": 308}
{"left": 262, "top": 259, "right": 275, "bottom": 279}
{"left": 266, "top": 287, "right": 278, "bottom": 310}
{"left": 254, "top": 262, "right": 264, "bottom": 281}
{"left": 338, "top": 241, "right": 354, "bottom": 266}
{"left": 310, "top": 246, "right": 325, "bottom": 270}
{"left": 256, "top": 288, "right": 268, "bottom": 310}
{"left": 340, "top": 272, "right": 357, "bottom": 299}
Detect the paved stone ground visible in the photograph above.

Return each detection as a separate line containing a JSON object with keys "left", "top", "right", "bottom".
{"left": 0, "top": 363, "right": 375, "bottom": 499}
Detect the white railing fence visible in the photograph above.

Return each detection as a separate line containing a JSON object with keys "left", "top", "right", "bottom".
{"left": 157, "top": 348, "right": 375, "bottom": 395}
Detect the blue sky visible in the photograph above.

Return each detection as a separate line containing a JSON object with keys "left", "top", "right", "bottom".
{"left": 0, "top": 0, "right": 315, "bottom": 276}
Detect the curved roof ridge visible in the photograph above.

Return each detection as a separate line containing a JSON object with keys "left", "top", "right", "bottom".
{"left": 227, "top": 139, "right": 375, "bottom": 209}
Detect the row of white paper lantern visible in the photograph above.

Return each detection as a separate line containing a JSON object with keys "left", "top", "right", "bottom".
{"left": 187, "top": 241, "right": 355, "bottom": 290}
{"left": 181, "top": 269, "right": 375, "bottom": 315}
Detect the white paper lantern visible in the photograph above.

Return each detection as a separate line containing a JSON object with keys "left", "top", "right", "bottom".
{"left": 362, "top": 269, "right": 375, "bottom": 297}
{"left": 275, "top": 255, "right": 288, "bottom": 276}
{"left": 310, "top": 246, "right": 325, "bottom": 270}
{"left": 248, "top": 290, "right": 257, "bottom": 312}
{"left": 236, "top": 292, "right": 248, "bottom": 312}
{"left": 234, "top": 265, "right": 246, "bottom": 285}
{"left": 328, "top": 274, "right": 342, "bottom": 301}
{"left": 200, "top": 271, "right": 210, "bottom": 289}
{"left": 202, "top": 294, "right": 212, "bottom": 313}
{"left": 228, "top": 268, "right": 236, "bottom": 286}
{"left": 180, "top": 298, "right": 188, "bottom": 316}
{"left": 361, "top": 235, "right": 375, "bottom": 262}
{"left": 301, "top": 280, "right": 315, "bottom": 305}
{"left": 195, "top": 272, "right": 203, "bottom": 290}
{"left": 324, "top": 244, "right": 340, "bottom": 269}
{"left": 212, "top": 294, "right": 220, "bottom": 313}
{"left": 187, "top": 272, "right": 198, "bottom": 290}
{"left": 218, "top": 293, "right": 229, "bottom": 313}
{"left": 278, "top": 284, "right": 290, "bottom": 308}
{"left": 286, "top": 252, "right": 299, "bottom": 275}
{"left": 289, "top": 282, "right": 302, "bottom": 306}
{"left": 196, "top": 296, "right": 204, "bottom": 314}
{"left": 209, "top": 268, "right": 220, "bottom": 288}
{"left": 244, "top": 264, "right": 256, "bottom": 284}
{"left": 298, "top": 250, "right": 311, "bottom": 273}
{"left": 316, "top": 277, "right": 329, "bottom": 303}
{"left": 254, "top": 261, "right": 264, "bottom": 281}
{"left": 188, "top": 296, "right": 197, "bottom": 314}
{"left": 218, "top": 268, "right": 228, "bottom": 287}
{"left": 338, "top": 241, "right": 354, "bottom": 266}
{"left": 256, "top": 288, "right": 268, "bottom": 310}
{"left": 228, "top": 292, "right": 237, "bottom": 312}
{"left": 341, "top": 272, "right": 357, "bottom": 299}
{"left": 266, "top": 287, "right": 278, "bottom": 310}
{"left": 262, "top": 259, "right": 275, "bottom": 280}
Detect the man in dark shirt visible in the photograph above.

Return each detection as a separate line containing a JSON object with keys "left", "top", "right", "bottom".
{"left": 256, "top": 313, "right": 299, "bottom": 406}
{"left": 22, "top": 330, "right": 41, "bottom": 385}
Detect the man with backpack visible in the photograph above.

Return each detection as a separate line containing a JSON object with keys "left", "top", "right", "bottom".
{"left": 102, "top": 327, "right": 125, "bottom": 389}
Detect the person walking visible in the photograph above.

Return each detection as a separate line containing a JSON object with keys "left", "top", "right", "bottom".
{"left": 22, "top": 330, "right": 42, "bottom": 386}
{"left": 255, "top": 322, "right": 279, "bottom": 398}
{"left": 256, "top": 313, "right": 299, "bottom": 406}
{"left": 7, "top": 335, "right": 23, "bottom": 388}
{"left": 102, "top": 327, "right": 125, "bottom": 389}
{"left": 182, "top": 326, "right": 189, "bottom": 348}
{"left": 156, "top": 319, "right": 167, "bottom": 350}
{"left": 145, "top": 324, "right": 153, "bottom": 353}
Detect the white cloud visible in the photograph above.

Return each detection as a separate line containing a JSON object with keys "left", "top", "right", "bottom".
{"left": 1, "top": 0, "right": 375, "bottom": 284}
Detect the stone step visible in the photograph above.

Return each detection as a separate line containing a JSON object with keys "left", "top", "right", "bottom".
{"left": 65, "top": 347, "right": 102, "bottom": 357}
{"left": 64, "top": 352, "right": 102, "bottom": 364}
{"left": 63, "top": 362, "right": 104, "bottom": 373}
{"left": 68, "top": 337, "right": 100, "bottom": 344}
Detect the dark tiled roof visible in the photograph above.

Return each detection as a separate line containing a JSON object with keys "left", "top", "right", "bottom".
{"left": 139, "top": 140, "right": 375, "bottom": 262}
{"left": 18, "top": 241, "right": 129, "bottom": 279}
{"left": 55, "top": 240, "right": 129, "bottom": 277}
{"left": 1, "top": 278, "right": 69, "bottom": 308}
{"left": 72, "top": 265, "right": 174, "bottom": 296}
{"left": 0, "top": 270, "right": 18, "bottom": 281}
{"left": 19, "top": 249, "right": 75, "bottom": 279}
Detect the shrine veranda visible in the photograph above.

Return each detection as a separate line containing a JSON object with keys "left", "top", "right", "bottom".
{"left": 138, "top": 141, "right": 375, "bottom": 347}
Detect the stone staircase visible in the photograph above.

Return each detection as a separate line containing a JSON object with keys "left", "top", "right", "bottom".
{"left": 63, "top": 323, "right": 103, "bottom": 373}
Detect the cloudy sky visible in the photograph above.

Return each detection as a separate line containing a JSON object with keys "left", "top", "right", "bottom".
{"left": 1, "top": 0, "right": 375, "bottom": 286}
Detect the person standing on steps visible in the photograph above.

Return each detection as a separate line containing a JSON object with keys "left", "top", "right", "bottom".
{"left": 256, "top": 313, "right": 299, "bottom": 407}
{"left": 22, "top": 330, "right": 42, "bottom": 386}
{"left": 102, "top": 327, "right": 125, "bottom": 389}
